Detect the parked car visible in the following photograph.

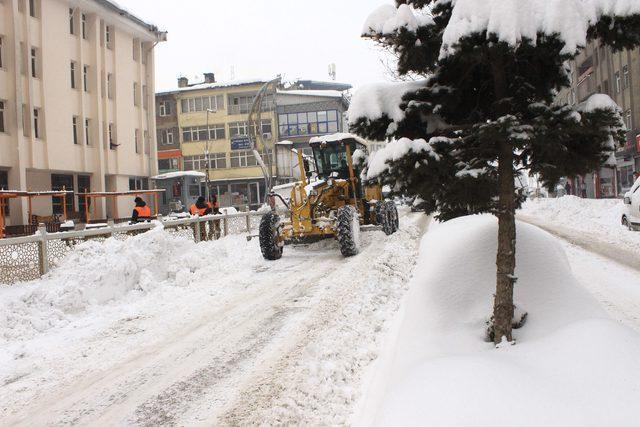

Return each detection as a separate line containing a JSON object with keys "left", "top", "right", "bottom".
{"left": 622, "top": 177, "right": 640, "bottom": 230}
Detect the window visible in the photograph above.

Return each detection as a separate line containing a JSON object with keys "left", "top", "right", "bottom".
{"left": 77, "top": 175, "right": 90, "bottom": 214}
{"left": 72, "top": 116, "right": 78, "bottom": 144}
{"left": 0, "top": 36, "right": 4, "bottom": 68}
{"left": 159, "top": 129, "right": 174, "bottom": 145}
{"left": 132, "top": 39, "right": 139, "bottom": 61}
{"left": 229, "top": 121, "right": 249, "bottom": 138}
{"left": 33, "top": 108, "right": 40, "bottom": 139}
{"left": 70, "top": 61, "right": 76, "bottom": 89}
{"left": 133, "top": 82, "right": 139, "bottom": 106}
{"left": 279, "top": 110, "right": 340, "bottom": 136}
{"left": 615, "top": 71, "right": 621, "bottom": 93}
{"left": 158, "top": 100, "right": 170, "bottom": 116}
{"left": 0, "top": 100, "right": 5, "bottom": 133}
{"left": 30, "top": 47, "right": 37, "bottom": 78}
{"left": 69, "top": 8, "right": 75, "bottom": 35}
{"left": 144, "top": 130, "right": 149, "bottom": 154}
{"left": 183, "top": 153, "right": 227, "bottom": 171}
{"left": 83, "top": 65, "right": 89, "bottom": 92}
{"left": 623, "top": 65, "right": 630, "bottom": 89}
{"left": 84, "top": 118, "right": 90, "bottom": 145}
{"left": 182, "top": 124, "right": 225, "bottom": 142}
{"left": 81, "top": 13, "right": 87, "bottom": 39}
{"left": 158, "top": 158, "right": 179, "bottom": 171}
{"left": 107, "top": 73, "right": 113, "bottom": 99}
{"left": 603, "top": 79, "right": 609, "bottom": 95}
{"left": 29, "top": 0, "right": 38, "bottom": 18}
{"left": 141, "top": 42, "right": 147, "bottom": 65}
{"left": 230, "top": 150, "right": 258, "bottom": 168}
{"left": 180, "top": 95, "right": 224, "bottom": 113}
{"left": 51, "top": 174, "right": 74, "bottom": 214}
{"left": 129, "top": 177, "right": 148, "bottom": 191}
{"left": 105, "top": 25, "right": 112, "bottom": 49}
{"left": 134, "top": 129, "right": 140, "bottom": 153}
{"left": 108, "top": 122, "right": 115, "bottom": 149}
{"left": 625, "top": 110, "right": 632, "bottom": 130}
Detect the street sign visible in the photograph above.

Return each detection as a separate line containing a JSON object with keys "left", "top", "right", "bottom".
{"left": 231, "top": 136, "right": 252, "bottom": 150}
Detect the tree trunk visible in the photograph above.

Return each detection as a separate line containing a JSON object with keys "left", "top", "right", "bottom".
{"left": 493, "top": 143, "right": 517, "bottom": 344}
{"left": 491, "top": 54, "right": 517, "bottom": 344}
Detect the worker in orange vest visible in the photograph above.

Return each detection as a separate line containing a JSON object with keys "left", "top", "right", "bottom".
{"left": 207, "top": 194, "right": 221, "bottom": 215}
{"left": 131, "top": 197, "right": 151, "bottom": 222}
{"left": 189, "top": 196, "right": 212, "bottom": 216}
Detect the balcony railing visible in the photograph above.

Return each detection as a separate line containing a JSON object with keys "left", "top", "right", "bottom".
{"left": 227, "top": 102, "right": 275, "bottom": 115}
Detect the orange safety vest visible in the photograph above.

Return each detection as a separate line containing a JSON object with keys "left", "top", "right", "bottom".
{"left": 207, "top": 201, "right": 220, "bottom": 209}
{"left": 189, "top": 204, "right": 207, "bottom": 216}
{"left": 134, "top": 205, "right": 151, "bottom": 218}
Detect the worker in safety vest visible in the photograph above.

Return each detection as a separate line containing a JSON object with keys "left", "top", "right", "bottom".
{"left": 207, "top": 194, "right": 221, "bottom": 215}
{"left": 131, "top": 197, "right": 151, "bottom": 222}
{"left": 189, "top": 196, "right": 212, "bottom": 216}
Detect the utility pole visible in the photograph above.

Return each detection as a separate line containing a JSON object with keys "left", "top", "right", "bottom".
{"left": 205, "top": 108, "right": 215, "bottom": 201}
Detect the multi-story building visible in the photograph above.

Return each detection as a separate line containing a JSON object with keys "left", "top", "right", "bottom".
{"left": 274, "top": 84, "right": 351, "bottom": 183}
{"left": 557, "top": 42, "right": 640, "bottom": 197}
{"left": 0, "top": 0, "right": 165, "bottom": 224}
{"left": 155, "top": 75, "right": 277, "bottom": 210}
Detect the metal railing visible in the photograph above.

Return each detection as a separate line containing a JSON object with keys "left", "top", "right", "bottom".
{"left": 0, "top": 211, "right": 263, "bottom": 285}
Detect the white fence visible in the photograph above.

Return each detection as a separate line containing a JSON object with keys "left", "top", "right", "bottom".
{"left": 0, "top": 212, "right": 263, "bottom": 285}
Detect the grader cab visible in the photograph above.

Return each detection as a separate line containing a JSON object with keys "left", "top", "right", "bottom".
{"left": 259, "top": 134, "right": 399, "bottom": 260}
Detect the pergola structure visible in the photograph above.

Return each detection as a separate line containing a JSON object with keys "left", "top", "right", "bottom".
{"left": 0, "top": 190, "right": 72, "bottom": 238}
{"left": 77, "top": 189, "right": 165, "bottom": 223}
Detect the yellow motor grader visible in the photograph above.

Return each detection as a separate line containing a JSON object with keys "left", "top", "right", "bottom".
{"left": 259, "top": 134, "right": 399, "bottom": 260}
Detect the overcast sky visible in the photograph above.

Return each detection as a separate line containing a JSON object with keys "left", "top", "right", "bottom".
{"left": 118, "top": 0, "right": 392, "bottom": 92}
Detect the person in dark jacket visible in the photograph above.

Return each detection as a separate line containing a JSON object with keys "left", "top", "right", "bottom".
{"left": 208, "top": 194, "right": 221, "bottom": 215}
{"left": 131, "top": 197, "right": 151, "bottom": 222}
{"left": 189, "top": 196, "right": 212, "bottom": 216}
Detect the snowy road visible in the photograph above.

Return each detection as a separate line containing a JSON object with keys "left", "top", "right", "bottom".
{"left": 1, "top": 210, "right": 428, "bottom": 426}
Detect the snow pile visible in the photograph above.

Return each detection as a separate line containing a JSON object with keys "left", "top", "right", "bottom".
{"left": 519, "top": 196, "right": 640, "bottom": 256}
{"left": 0, "top": 227, "right": 232, "bottom": 342}
{"left": 348, "top": 80, "right": 426, "bottom": 126}
{"left": 370, "top": 215, "right": 640, "bottom": 426}
{"left": 362, "top": 4, "right": 434, "bottom": 35}
{"left": 366, "top": 137, "right": 443, "bottom": 179}
{"left": 441, "top": 0, "right": 640, "bottom": 57}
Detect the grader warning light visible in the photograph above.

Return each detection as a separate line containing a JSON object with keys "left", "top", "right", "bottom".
{"left": 259, "top": 134, "right": 399, "bottom": 260}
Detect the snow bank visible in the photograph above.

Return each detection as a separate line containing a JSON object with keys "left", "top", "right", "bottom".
{"left": 373, "top": 215, "right": 640, "bottom": 426}
{"left": 0, "top": 227, "right": 242, "bottom": 342}
{"left": 441, "top": 0, "right": 640, "bottom": 57}
{"left": 519, "top": 196, "right": 640, "bottom": 255}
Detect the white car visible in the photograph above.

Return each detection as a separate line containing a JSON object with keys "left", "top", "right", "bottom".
{"left": 622, "top": 177, "right": 640, "bottom": 230}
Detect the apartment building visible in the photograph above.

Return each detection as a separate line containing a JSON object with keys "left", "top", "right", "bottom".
{"left": 0, "top": 0, "right": 166, "bottom": 224}
{"left": 557, "top": 42, "right": 640, "bottom": 197}
{"left": 156, "top": 75, "right": 277, "bottom": 210}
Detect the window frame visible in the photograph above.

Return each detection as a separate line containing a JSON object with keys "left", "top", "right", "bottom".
{"left": 33, "top": 108, "right": 40, "bottom": 139}
{"left": 72, "top": 116, "right": 78, "bottom": 145}
{"left": 30, "top": 47, "right": 37, "bottom": 78}
{"left": 70, "top": 61, "right": 76, "bottom": 89}
{"left": 83, "top": 65, "right": 89, "bottom": 92}
{"left": 81, "top": 13, "right": 87, "bottom": 39}
{"left": 84, "top": 118, "right": 90, "bottom": 145}
{"left": 0, "top": 100, "right": 5, "bottom": 133}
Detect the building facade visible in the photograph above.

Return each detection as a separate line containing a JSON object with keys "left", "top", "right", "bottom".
{"left": 557, "top": 42, "right": 640, "bottom": 197}
{"left": 156, "top": 75, "right": 277, "bottom": 210}
{"left": 0, "top": 0, "right": 165, "bottom": 224}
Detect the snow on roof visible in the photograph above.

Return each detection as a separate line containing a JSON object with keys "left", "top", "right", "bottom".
{"left": 151, "top": 171, "right": 206, "bottom": 180}
{"left": 362, "top": 3, "right": 434, "bottom": 35}
{"left": 277, "top": 89, "right": 345, "bottom": 98}
{"left": 440, "top": 0, "right": 640, "bottom": 57}
{"left": 159, "top": 78, "right": 272, "bottom": 95}
{"left": 94, "top": 0, "right": 164, "bottom": 34}
{"left": 348, "top": 80, "right": 427, "bottom": 126}
{"left": 309, "top": 133, "right": 368, "bottom": 145}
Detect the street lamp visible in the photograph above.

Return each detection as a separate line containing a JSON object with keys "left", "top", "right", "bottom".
{"left": 205, "top": 108, "right": 216, "bottom": 201}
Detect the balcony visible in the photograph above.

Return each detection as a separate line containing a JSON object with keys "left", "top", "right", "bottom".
{"left": 227, "top": 101, "right": 275, "bottom": 115}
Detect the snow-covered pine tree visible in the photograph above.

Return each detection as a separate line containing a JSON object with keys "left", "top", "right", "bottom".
{"left": 351, "top": 0, "right": 639, "bottom": 344}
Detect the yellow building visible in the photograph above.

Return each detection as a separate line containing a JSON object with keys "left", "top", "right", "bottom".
{"left": 158, "top": 75, "right": 276, "bottom": 209}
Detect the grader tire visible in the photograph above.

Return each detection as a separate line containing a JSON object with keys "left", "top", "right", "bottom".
{"left": 375, "top": 201, "right": 393, "bottom": 236}
{"left": 386, "top": 201, "right": 399, "bottom": 233}
{"left": 259, "top": 212, "right": 283, "bottom": 260}
{"left": 336, "top": 205, "right": 361, "bottom": 257}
